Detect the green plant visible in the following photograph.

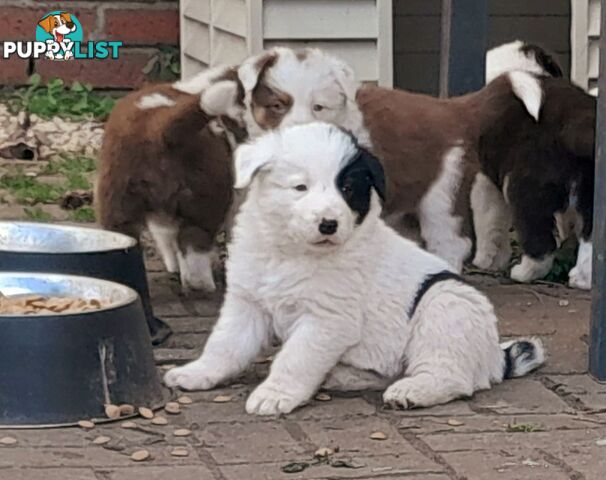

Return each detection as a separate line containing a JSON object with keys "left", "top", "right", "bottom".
{"left": 506, "top": 422, "right": 543, "bottom": 433}
{"left": 69, "top": 206, "right": 95, "bottom": 223}
{"left": 142, "top": 46, "right": 181, "bottom": 82}
{"left": 2, "top": 75, "right": 116, "bottom": 120}
{"left": 0, "top": 171, "right": 63, "bottom": 204}
{"left": 42, "top": 154, "right": 97, "bottom": 176}
{"left": 65, "top": 172, "right": 92, "bottom": 190}
{"left": 24, "top": 206, "right": 54, "bottom": 222}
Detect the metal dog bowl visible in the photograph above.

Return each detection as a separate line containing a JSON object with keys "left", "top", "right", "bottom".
{"left": 0, "top": 222, "right": 171, "bottom": 345}
{"left": 0, "top": 273, "right": 164, "bottom": 427}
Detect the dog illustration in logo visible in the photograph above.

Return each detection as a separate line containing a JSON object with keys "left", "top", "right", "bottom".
{"left": 38, "top": 12, "right": 77, "bottom": 60}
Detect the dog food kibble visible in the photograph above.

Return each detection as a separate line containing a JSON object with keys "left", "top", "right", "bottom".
{"left": 138, "top": 407, "right": 154, "bottom": 419}
{"left": 170, "top": 447, "right": 189, "bottom": 457}
{"left": 314, "top": 447, "right": 334, "bottom": 458}
{"left": 121, "top": 421, "right": 137, "bottom": 429}
{"left": 119, "top": 404, "right": 135, "bottom": 416}
{"left": 173, "top": 429, "right": 192, "bottom": 437}
{"left": 315, "top": 393, "right": 332, "bottom": 402}
{"left": 104, "top": 404, "right": 121, "bottom": 419}
{"left": 151, "top": 415, "right": 168, "bottom": 426}
{"left": 164, "top": 402, "right": 181, "bottom": 414}
{"left": 130, "top": 450, "right": 150, "bottom": 462}
{"left": 92, "top": 436, "right": 111, "bottom": 445}
{"left": 447, "top": 419, "right": 464, "bottom": 427}
{"left": 0, "top": 294, "right": 109, "bottom": 315}
{"left": 212, "top": 395, "right": 232, "bottom": 403}
{"left": 177, "top": 395, "right": 193, "bottom": 405}
{"left": 370, "top": 431, "right": 388, "bottom": 440}
{"left": 0, "top": 437, "right": 17, "bottom": 445}
{"left": 78, "top": 420, "right": 95, "bottom": 430}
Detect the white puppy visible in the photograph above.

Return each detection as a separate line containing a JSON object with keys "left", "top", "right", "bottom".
{"left": 164, "top": 123, "right": 545, "bottom": 415}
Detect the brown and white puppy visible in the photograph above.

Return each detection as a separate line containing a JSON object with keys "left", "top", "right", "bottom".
{"left": 96, "top": 66, "right": 245, "bottom": 292}
{"left": 472, "top": 75, "right": 595, "bottom": 289}
{"left": 232, "top": 48, "right": 546, "bottom": 272}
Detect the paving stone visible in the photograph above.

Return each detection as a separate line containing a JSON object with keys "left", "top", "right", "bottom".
{"left": 0, "top": 468, "right": 98, "bottom": 480}
{"left": 440, "top": 450, "right": 568, "bottom": 479}
{"left": 104, "top": 465, "right": 214, "bottom": 480}
{"left": 398, "top": 413, "right": 606, "bottom": 435}
{"left": 547, "top": 375, "right": 606, "bottom": 411}
{"left": 162, "top": 316, "right": 215, "bottom": 334}
{"left": 161, "top": 333, "right": 208, "bottom": 350}
{"left": 154, "top": 348, "right": 202, "bottom": 365}
{"left": 289, "top": 396, "right": 377, "bottom": 421}
{"left": 470, "top": 378, "right": 571, "bottom": 414}
{"left": 0, "top": 429, "right": 91, "bottom": 447}
{"left": 381, "top": 398, "right": 476, "bottom": 418}
{"left": 298, "top": 418, "right": 440, "bottom": 472}
{"left": 152, "top": 301, "right": 190, "bottom": 317}
{"left": 220, "top": 455, "right": 446, "bottom": 480}
{"left": 0, "top": 446, "right": 199, "bottom": 468}
{"left": 197, "top": 422, "right": 307, "bottom": 464}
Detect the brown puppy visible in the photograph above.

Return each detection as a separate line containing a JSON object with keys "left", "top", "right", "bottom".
{"left": 96, "top": 67, "right": 245, "bottom": 291}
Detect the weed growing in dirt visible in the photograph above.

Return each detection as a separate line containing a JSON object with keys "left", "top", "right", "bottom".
{"left": 23, "top": 206, "right": 54, "bottom": 222}
{"left": 0, "top": 170, "right": 63, "bottom": 204}
{"left": 68, "top": 206, "right": 96, "bottom": 223}
{"left": 1, "top": 75, "right": 116, "bottom": 121}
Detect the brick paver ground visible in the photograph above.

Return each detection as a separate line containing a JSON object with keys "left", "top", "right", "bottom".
{"left": 1, "top": 252, "right": 605, "bottom": 480}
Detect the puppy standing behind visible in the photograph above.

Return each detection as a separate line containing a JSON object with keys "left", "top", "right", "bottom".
{"left": 164, "top": 123, "right": 544, "bottom": 415}
{"left": 96, "top": 66, "right": 245, "bottom": 292}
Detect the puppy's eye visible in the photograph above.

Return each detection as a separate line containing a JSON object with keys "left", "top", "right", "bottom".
{"left": 341, "top": 185, "right": 352, "bottom": 195}
{"left": 313, "top": 104, "right": 325, "bottom": 112}
{"left": 294, "top": 184, "right": 308, "bottom": 192}
{"left": 270, "top": 103, "right": 285, "bottom": 112}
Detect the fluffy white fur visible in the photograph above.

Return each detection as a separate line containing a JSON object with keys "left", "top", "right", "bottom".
{"left": 486, "top": 40, "right": 549, "bottom": 83}
{"left": 471, "top": 173, "right": 512, "bottom": 271}
{"left": 136, "top": 93, "right": 176, "bottom": 110}
{"left": 510, "top": 254, "right": 555, "bottom": 283}
{"left": 418, "top": 144, "right": 472, "bottom": 272}
{"left": 508, "top": 71, "right": 543, "bottom": 121}
{"left": 173, "top": 65, "right": 233, "bottom": 94}
{"left": 569, "top": 239, "right": 592, "bottom": 290}
{"left": 164, "top": 123, "right": 544, "bottom": 415}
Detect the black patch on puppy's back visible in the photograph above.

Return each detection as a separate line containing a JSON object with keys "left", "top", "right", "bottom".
{"left": 336, "top": 148, "right": 386, "bottom": 224}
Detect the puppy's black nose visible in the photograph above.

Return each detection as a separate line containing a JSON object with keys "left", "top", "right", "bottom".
{"left": 319, "top": 218, "right": 338, "bottom": 235}
{"left": 66, "top": 21, "right": 75, "bottom": 28}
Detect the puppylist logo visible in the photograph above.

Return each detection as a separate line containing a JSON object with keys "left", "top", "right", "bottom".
{"left": 3, "top": 11, "right": 122, "bottom": 61}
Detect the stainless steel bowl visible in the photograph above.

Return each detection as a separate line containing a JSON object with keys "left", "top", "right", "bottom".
{"left": 0, "top": 221, "right": 136, "bottom": 253}
{"left": 0, "top": 222, "right": 171, "bottom": 344}
{"left": 0, "top": 272, "right": 165, "bottom": 427}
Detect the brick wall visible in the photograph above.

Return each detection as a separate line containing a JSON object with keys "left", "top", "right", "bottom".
{"left": 0, "top": 1, "right": 179, "bottom": 89}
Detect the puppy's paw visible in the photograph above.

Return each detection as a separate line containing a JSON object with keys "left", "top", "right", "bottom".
{"left": 245, "top": 382, "right": 303, "bottom": 416}
{"left": 163, "top": 363, "right": 219, "bottom": 391}
{"left": 569, "top": 266, "right": 591, "bottom": 290}
{"left": 472, "top": 251, "right": 497, "bottom": 271}
{"left": 383, "top": 378, "right": 440, "bottom": 410}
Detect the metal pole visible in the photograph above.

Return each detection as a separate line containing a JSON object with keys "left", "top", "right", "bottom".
{"left": 439, "top": 0, "right": 488, "bottom": 97}
{"left": 589, "top": 3, "right": 606, "bottom": 381}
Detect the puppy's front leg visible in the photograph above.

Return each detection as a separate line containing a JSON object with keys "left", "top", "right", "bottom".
{"left": 246, "top": 317, "right": 358, "bottom": 415}
{"left": 164, "top": 293, "right": 269, "bottom": 390}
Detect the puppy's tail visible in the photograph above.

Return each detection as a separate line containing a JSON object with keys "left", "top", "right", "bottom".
{"left": 501, "top": 337, "right": 545, "bottom": 379}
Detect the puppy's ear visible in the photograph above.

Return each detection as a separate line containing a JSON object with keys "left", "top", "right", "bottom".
{"left": 233, "top": 140, "right": 273, "bottom": 189}
{"left": 200, "top": 80, "right": 244, "bottom": 123}
{"left": 238, "top": 50, "right": 278, "bottom": 91}
{"left": 38, "top": 15, "right": 54, "bottom": 33}
{"left": 62, "top": 13, "right": 72, "bottom": 23}
{"left": 327, "top": 55, "right": 359, "bottom": 101}
{"left": 359, "top": 148, "right": 386, "bottom": 201}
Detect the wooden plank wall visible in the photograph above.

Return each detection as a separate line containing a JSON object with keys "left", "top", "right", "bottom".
{"left": 393, "top": 0, "right": 571, "bottom": 94}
